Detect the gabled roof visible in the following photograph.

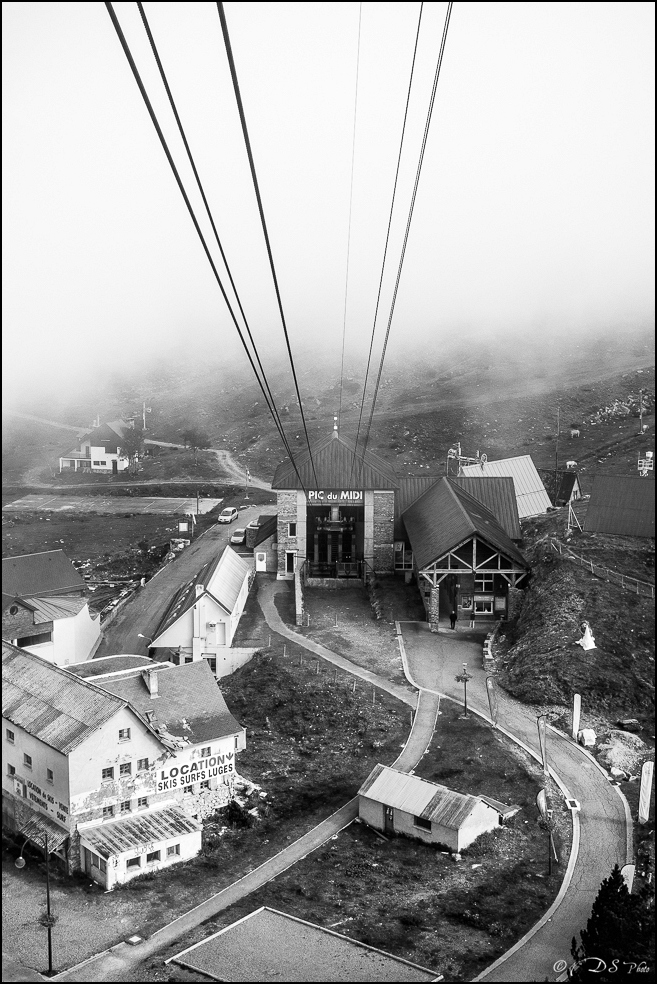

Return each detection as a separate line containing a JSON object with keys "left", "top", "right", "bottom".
{"left": 97, "top": 660, "right": 243, "bottom": 745}
{"left": 152, "top": 546, "right": 251, "bottom": 642}
{"left": 67, "top": 654, "right": 155, "bottom": 679}
{"left": 555, "top": 471, "right": 580, "bottom": 506}
{"left": 402, "top": 478, "right": 527, "bottom": 570}
{"left": 2, "top": 643, "right": 126, "bottom": 754}
{"left": 272, "top": 430, "right": 398, "bottom": 491}
{"left": 450, "top": 476, "right": 522, "bottom": 540}
{"left": 2, "top": 550, "right": 85, "bottom": 598}
{"left": 584, "top": 475, "right": 655, "bottom": 537}
{"left": 359, "top": 765, "right": 482, "bottom": 829}
{"left": 22, "top": 595, "right": 88, "bottom": 622}
{"left": 459, "top": 455, "right": 551, "bottom": 518}
{"left": 79, "top": 420, "right": 129, "bottom": 453}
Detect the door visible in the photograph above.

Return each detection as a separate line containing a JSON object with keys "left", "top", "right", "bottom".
{"left": 384, "top": 806, "right": 394, "bottom": 835}
{"left": 286, "top": 551, "right": 296, "bottom": 574}
{"left": 255, "top": 551, "right": 267, "bottom": 572}
{"left": 112, "top": 460, "right": 118, "bottom": 474}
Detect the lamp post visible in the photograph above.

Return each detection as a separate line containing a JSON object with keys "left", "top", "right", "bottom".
{"left": 15, "top": 832, "right": 55, "bottom": 976}
{"left": 137, "top": 633, "right": 153, "bottom": 645}
{"left": 455, "top": 663, "right": 473, "bottom": 717}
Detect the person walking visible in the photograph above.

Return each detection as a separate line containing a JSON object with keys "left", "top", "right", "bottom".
{"left": 450, "top": 609, "right": 457, "bottom": 630}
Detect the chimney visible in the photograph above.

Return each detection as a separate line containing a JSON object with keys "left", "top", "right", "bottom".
{"left": 141, "top": 667, "right": 159, "bottom": 698}
{"left": 332, "top": 415, "right": 339, "bottom": 438}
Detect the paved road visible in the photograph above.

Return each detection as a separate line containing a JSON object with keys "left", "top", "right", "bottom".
{"left": 398, "top": 621, "right": 631, "bottom": 983}
{"left": 96, "top": 508, "right": 275, "bottom": 658}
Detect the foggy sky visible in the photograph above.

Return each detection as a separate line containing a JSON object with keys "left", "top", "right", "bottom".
{"left": 2, "top": 1, "right": 654, "bottom": 407}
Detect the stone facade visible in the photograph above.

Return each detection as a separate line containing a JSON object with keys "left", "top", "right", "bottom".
{"left": 372, "top": 492, "right": 395, "bottom": 573}
{"left": 277, "top": 492, "right": 306, "bottom": 579}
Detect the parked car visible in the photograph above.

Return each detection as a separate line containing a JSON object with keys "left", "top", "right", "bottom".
{"left": 230, "top": 528, "right": 246, "bottom": 546}
{"left": 218, "top": 507, "right": 239, "bottom": 524}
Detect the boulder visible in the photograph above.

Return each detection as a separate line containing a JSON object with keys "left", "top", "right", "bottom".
{"left": 577, "top": 729, "right": 597, "bottom": 747}
{"left": 597, "top": 731, "right": 647, "bottom": 774}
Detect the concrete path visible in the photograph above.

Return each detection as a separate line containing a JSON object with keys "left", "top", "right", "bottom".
{"left": 258, "top": 579, "right": 418, "bottom": 708}
{"left": 51, "top": 584, "right": 440, "bottom": 982}
{"left": 398, "top": 621, "right": 631, "bottom": 983}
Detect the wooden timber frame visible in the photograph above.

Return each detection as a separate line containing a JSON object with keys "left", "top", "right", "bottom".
{"left": 417, "top": 535, "right": 528, "bottom": 630}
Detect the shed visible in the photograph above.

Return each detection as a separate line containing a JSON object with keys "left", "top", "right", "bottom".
{"left": 584, "top": 475, "right": 655, "bottom": 537}
{"left": 358, "top": 765, "right": 510, "bottom": 852}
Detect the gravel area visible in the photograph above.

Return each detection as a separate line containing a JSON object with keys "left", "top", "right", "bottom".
{"left": 1, "top": 858, "right": 149, "bottom": 975}
{"left": 172, "top": 907, "right": 438, "bottom": 982}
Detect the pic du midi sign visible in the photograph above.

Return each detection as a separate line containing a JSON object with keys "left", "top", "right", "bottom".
{"left": 307, "top": 490, "right": 363, "bottom": 501}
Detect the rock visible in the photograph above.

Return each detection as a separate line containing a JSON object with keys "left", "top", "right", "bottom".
{"left": 598, "top": 731, "right": 647, "bottom": 773}
{"left": 577, "top": 729, "right": 597, "bottom": 747}
{"left": 452, "top": 853, "right": 462, "bottom": 862}
{"left": 610, "top": 767, "right": 627, "bottom": 778}
{"left": 617, "top": 719, "right": 641, "bottom": 733}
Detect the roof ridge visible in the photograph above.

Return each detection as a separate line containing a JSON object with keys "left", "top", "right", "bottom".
{"left": 3, "top": 642, "right": 127, "bottom": 708}
{"left": 443, "top": 479, "right": 478, "bottom": 535}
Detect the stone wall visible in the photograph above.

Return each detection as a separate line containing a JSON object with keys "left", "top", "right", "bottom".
{"left": 372, "top": 492, "right": 395, "bottom": 573}
{"left": 276, "top": 491, "right": 298, "bottom": 577}
{"left": 294, "top": 565, "right": 304, "bottom": 625}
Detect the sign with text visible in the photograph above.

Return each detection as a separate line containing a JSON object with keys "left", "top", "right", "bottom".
{"left": 307, "top": 490, "right": 363, "bottom": 502}
{"left": 156, "top": 750, "right": 235, "bottom": 793}
{"left": 13, "top": 776, "right": 70, "bottom": 827}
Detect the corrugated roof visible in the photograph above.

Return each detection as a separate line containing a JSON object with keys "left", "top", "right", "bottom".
{"left": 402, "top": 478, "right": 528, "bottom": 571}
{"left": 14, "top": 811, "right": 69, "bottom": 852}
{"left": 23, "top": 595, "right": 87, "bottom": 622}
{"left": 97, "top": 660, "right": 243, "bottom": 745}
{"left": 450, "top": 476, "right": 522, "bottom": 540}
{"left": 152, "top": 546, "right": 251, "bottom": 642}
{"left": 2, "top": 550, "right": 85, "bottom": 598}
{"left": 79, "top": 804, "right": 201, "bottom": 858}
{"left": 459, "top": 455, "right": 551, "bottom": 518}
{"left": 584, "top": 475, "right": 655, "bottom": 537}
{"left": 272, "top": 430, "right": 398, "bottom": 490}
{"left": 359, "top": 765, "right": 481, "bottom": 829}
{"left": 2, "top": 642, "right": 126, "bottom": 754}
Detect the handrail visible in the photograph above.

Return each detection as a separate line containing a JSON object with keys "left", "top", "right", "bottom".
{"left": 549, "top": 538, "right": 655, "bottom": 599}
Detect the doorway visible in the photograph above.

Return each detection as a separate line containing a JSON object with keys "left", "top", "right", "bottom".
{"left": 286, "top": 551, "right": 296, "bottom": 575}
{"left": 255, "top": 551, "right": 267, "bottom": 572}
{"left": 384, "top": 806, "right": 394, "bottom": 836}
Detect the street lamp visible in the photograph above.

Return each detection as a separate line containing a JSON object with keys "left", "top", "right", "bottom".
{"left": 536, "top": 789, "right": 558, "bottom": 876}
{"left": 455, "top": 663, "right": 473, "bottom": 717}
{"left": 137, "top": 633, "right": 153, "bottom": 646}
{"left": 15, "top": 832, "right": 55, "bottom": 976}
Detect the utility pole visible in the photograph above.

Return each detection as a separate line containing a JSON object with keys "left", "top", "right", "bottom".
{"left": 554, "top": 406, "right": 560, "bottom": 502}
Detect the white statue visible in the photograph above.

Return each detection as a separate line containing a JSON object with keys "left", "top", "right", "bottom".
{"left": 576, "top": 620, "right": 596, "bottom": 650}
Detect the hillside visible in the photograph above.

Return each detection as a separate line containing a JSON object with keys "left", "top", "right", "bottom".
{"left": 496, "top": 510, "right": 654, "bottom": 729}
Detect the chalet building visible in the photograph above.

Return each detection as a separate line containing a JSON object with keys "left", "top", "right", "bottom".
{"left": 359, "top": 765, "right": 519, "bottom": 852}
{"left": 2, "top": 645, "right": 245, "bottom": 890}
{"left": 271, "top": 422, "right": 529, "bottom": 625}
{"left": 150, "top": 546, "right": 253, "bottom": 669}
{"left": 58, "top": 419, "right": 133, "bottom": 474}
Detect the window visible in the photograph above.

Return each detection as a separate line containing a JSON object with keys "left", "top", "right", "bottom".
{"left": 146, "top": 850, "right": 160, "bottom": 864}
{"left": 102, "top": 805, "right": 115, "bottom": 818}
{"left": 7, "top": 763, "right": 15, "bottom": 777}
{"left": 200, "top": 780, "right": 210, "bottom": 790}
{"left": 201, "top": 746, "right": 211, "bottom": 757}
{"left": 474, "top": 573, "right": 494, "bottom": 592}
{"left": 120, "top": 800, "right": 131, "bottom": 814}
{"left": 166, "top": 844, "right": 181, "bottom": 857}
{"left": 101, "top": 767, "right": 114, "bottom": 781}
{"left": 46, "top": 769, "right": 54, "bottom": 783}
{"left": 474, "top": 599, "right": 494, "bottom": 615}
{"left": 88, "top": 851, "right": 107, "bottom": 873}
{"left": 183, "top": 784, "right": 193, "bottom": 794}
{"left": 137, "top": 796, "right": 148, "bottom": 809}
{"left": 288, "top": 522, "right": 297, "bottom": 537}
{"left": 92, "top": 460, "right": 107, "bottom": 467}
{"left": 16, "top": 631, "right": 52, "bottom": 647}
{"left": 23, "top": 753, "right": 32, "bottom": 770}
{"left": 119, "top": 762, "right": 132, "bottom": 776}
{"left": 137, "top": 758, "right": 149, "bottom": 771}
{"left": 414, "top": 815, "right": 432, "bottom": 831}
{"left": 6, "top": 729, "right": 15, "bottom": 743}
{"left": 126, "top": 856, "right": 141, "bottom": 870}
{"left": 118, "top": 728, "right": 131, "bottom": 741}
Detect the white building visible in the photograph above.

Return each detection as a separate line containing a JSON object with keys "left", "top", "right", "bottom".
{"left": 58, "top": 419, "right": 133, "bottom": 475}
{"left": 358, "top": 765, "right": 518, "bottom": 852}
{"left": 150, "top": 546, "right": 253, "bottom": 669}
{"left": 2, "top": 594, "right": 101, "bottom": 666}
{"left": 3, "top": 645, "right": 245, "bottom": 890}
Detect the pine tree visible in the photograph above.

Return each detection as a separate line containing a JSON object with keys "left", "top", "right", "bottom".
{"left": 570, "top": 865, "right": 654, "bottom": 980}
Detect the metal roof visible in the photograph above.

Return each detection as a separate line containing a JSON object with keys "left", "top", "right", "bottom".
{"left": 79, "top": 804, "right": 201, "bottom": 858}
{"left": 459, "top": 455, "right": 551, "bottom": 518}
{"left": 450, "top": 476, "right": 522, "bottom": 540}
{"left": 253, "top": 514, "right": 277, "bottom": 546}
{"left": 23, "top": 595, "right": 88, "bottom": 622}
{"left": 153, "top": 546, "right": 251, "bottom": 642}
{"left": 272, "top": 430, "right": 399, "bottom": 490}
{"left": 359, "top": 765, "right": 481, "bottom": 829}
{"left": 2, "top": 642, "right": 126, "bottom": 754}
{"left": 402, "top": 478, "right": 528, "bottom": 571}
{"left": 98, "top": 660, "right": 243, "bottom": 745}
{"left": 2, "top": 550, "right": 85, "bottom": 598}
{"left": 67, "top": 655, "right": 155, "bottom": 679}
{"left": 584, "top": 475, "right": 655, "bottom": 537}
{"left": 14, "top": 810, "right": 69, "bottom": 853}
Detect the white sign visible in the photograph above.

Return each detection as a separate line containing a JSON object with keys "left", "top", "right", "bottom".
{"left": 638, "top": 761, "right": 654, "bottom": 824}
{"left": 156, "top": 750, "right": 235, "bottom": 793}
{"left": 307, "top": 490, "right": 363, "bottom": 502}
{"left": 572, "top": 693, "right": 581, "bottom": 740}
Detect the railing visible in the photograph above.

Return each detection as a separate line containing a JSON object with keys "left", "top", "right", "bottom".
{"left": 549, "top": 538, "right": 655, "bottom": 599}
{"left": 305, "top": 560, "right": 362, "bottom": 579}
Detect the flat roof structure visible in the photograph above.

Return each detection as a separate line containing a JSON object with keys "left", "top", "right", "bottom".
{"left": 169, "top": 907, "right": 441, "bottom": 982}
{"left": 584, "top": 475, "right": 655, "bottom": 537}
